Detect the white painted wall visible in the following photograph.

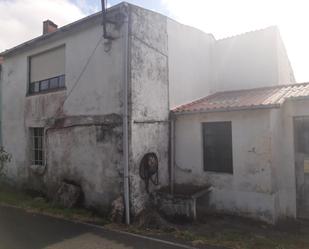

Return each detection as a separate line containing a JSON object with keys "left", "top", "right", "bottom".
{"left": 213, "top": 27, "right": 279, "bottom": 92}
{"left": 276, "top": 29, "right": 296, "bottom": 85}
{"left": 62, "top": 22, "right": 123, "bottom": 116}
{"left": 129, "top": 5, "right": 169, "bottom": 215}
{"left": 167, "top": 24, "right": 295, "bottom": 108}
{"left": 174, "top": 98, "right": 309, "bottom": 222}
{"left": 174, "top": 110, "right": 277, "bottom": 222}
{"left": 1, "top": 4, "right": 171, "bottom": 214}
{"left": 270, "top": 106, "right": 296, "bottom": 220}
{"left": 270, "top": 99, "right": 309, "bottom": 220}
{"left": 1, "top": 12, "right": 125, "bottom": 209}
{"left": 167, "top": 19, "right": 215, "bottom": 108}
{"left": 0, "top": 3, "right": 298, "bottom": 217}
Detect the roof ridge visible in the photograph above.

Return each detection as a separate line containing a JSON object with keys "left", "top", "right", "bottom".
{"left": 216, "top": 82, "right": 309, "bottom": 95}
{"left": 0, "top": 2, "right": 126, "bottom": 57}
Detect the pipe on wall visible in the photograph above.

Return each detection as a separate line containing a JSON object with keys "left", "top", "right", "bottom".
{"left": 170, "top": 114, "right": 175, "bottom": 195}
{"left": 101, "top": 0, "right": 108, "bottom": 39}
{"left": 0, "top": 63, "right": 2, "bottom": 146}
{"left": 122, "top": 3, "right": 130, "bottom": 225}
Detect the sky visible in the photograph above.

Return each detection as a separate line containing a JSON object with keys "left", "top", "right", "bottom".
{"left": 0, "top": 0, "right": 309, "bottom": 82}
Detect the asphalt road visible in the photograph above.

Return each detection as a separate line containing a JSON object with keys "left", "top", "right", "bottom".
{"left": 0, "top": 205, "right": 217, "bottom": 249}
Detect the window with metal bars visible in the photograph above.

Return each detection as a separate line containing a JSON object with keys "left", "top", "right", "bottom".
{"left": 29, "top": 75, "right": 65, "bottom": 94}
{"left": 31, "top": 128, "right": 44, "bottom": 165}
{"left": 28, "top": 46, "right": 65, "bottom": 95}
{"left": 202, "top": 121, "right": 233, "bottom": 174}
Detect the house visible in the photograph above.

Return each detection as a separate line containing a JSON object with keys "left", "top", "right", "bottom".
{"left": 0, "top": 2, "right": 302, "bottom": 223}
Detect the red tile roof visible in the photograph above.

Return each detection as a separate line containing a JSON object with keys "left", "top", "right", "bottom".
{"left": 172, "top": 82, "right": 309, "bottom": 114}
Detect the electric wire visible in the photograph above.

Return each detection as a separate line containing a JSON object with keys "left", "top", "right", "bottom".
{"left": 55, "top": 36, "right": 103, "bottom": 116}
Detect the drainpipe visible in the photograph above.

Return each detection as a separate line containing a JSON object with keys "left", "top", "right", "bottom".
{"left": 0, "top": 61, "right": 2, "bottom": 146}
{"left": 122, "top": 4, "right": 130, "bottom": 225}
{"left": 170, "top": 113, "right": 175, "bottom": 195}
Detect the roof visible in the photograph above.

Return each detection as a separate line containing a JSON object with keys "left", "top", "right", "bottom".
{"left": 0, "top": 2, "right": 125, "bottom": 58}
{"left": 0, "top": 13, "right": 96, "bottom": 57}
{"left": 172, "top": 82, "right": 309, "bottom": 114}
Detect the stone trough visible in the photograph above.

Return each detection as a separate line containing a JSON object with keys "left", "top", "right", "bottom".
{"left": 152, "top": 184, "right": 212, "bottom": 220}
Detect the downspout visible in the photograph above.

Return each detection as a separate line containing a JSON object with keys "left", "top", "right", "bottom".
{"left": 170, "top": 113, "right": 175, "bottom": 195}
{"left": 122, "top": 4, "right": 130, "bottom": 225}
{"left": 0, "top": 60, "right": 2, "bottom": 146}
{"left": 101, "top": 0, "right": 108, "bottom": 39}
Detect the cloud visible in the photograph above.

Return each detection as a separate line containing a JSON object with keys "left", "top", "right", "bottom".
{"left": 162, "top": 0, "right": 309, "bottom": 82}
{"left": 0, "top": 0, "right": 85, "bottom": 52}
{"left": 74, "top": 0, "right": 100, "bottom": 14}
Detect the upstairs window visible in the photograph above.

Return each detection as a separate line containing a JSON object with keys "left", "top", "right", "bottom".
{"left": 202, "top": 122, "right": 233, "bottom": 174}
{"left": 28, "top": 46, "right": 65, "bottom": 94}
{"left": 30, "top": 128, "right": 44, "bottom": 166}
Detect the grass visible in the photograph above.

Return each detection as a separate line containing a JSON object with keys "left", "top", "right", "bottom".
{"left": 170, "top": 220, "right": 309, "bottom": 249}
{"left": 0, "top": 182, "right": 108, "bottom": 225}
{"left": 173, "top": 229, "right": 282, "bottom": 249}
{"left": 108, "top": 215, "right": 309, "bottom": 249}
{"left": 1, "top": 182, "right": 309, "bottom": 249}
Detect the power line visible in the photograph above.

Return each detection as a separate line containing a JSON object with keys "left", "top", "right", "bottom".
{"left": 65, "top": 36, "right": 103, "bottom": 103}
{"left": 55, "top": 36, "right": 103, "bottom": 116}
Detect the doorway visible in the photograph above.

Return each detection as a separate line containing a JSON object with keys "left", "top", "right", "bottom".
{"left": 294, "top": 117, "right": 309, "bottom": 218}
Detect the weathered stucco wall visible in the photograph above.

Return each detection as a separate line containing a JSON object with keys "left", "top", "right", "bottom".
{"left": 167, "top": 19, "right": 215, "bottom": 108}
{"left": 1, "top": 8, "right": 125, "bottom": 210}
{"left": 270, "top": 99, "right": 309, "bottom": 220}
{"left": 167, "top": 24, "right": 294, "bottom": 108}
{"left": 270, "top": 105, "right": 296, "bottom": 220}
{"left": 174, "top": 110, "right": 277, "bottom": 222}
{"left": 276, "top": 29, "right": 296, "bottom": 84}
{"left": 2, "top": 52, "right": 32, "bottom": 181}
{"left": 213, "top": 27, "right": 279, "bottom": 92}
{"left": 129, "top": 5, "right": 169, "bottom": 215}
{"left": 0, "top": 3, "right": 298, "bottom": 218}
{"left": 45, "top": 115, "right": 123, "bottom": 209}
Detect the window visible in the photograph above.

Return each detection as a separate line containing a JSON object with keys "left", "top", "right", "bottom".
{"left": 31, "top": 128, "right": 44, "bottom": 165}
{"left": 294, "top": 117, "right": 309, "bottom": 154}
{"left": 202, "top": 122, "right": 233, "bottom": 174}
{"left": 28, "top": 46, "right": 65, "bottom": 94}
{"left": 29, "top": 75, "right": 65, "bottom": 94}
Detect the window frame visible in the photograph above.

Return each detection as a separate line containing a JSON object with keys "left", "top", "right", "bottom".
{"left": 30, "top": 128, "right": 45, "bottom": 166}
{"left": 202, "top": 121, "right": 234, "bottom": 174}
{"left": 27, "top": 45, "right": 66, "bottom": 96}
{"left": 28, "top": 74, "right": 66, "bottom": 95}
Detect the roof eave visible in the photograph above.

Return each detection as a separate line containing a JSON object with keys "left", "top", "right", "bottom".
{"left": 289, "top": 95, "right": 309, "bottom": 102}
{"left": 171, "top": 104, "right": 281, "bottom": 116}
{"left": 0, "top": 2, "right": 126, "bottom": 58}
{"left": 0, "top": 13, "right": 99, "bottom": 57}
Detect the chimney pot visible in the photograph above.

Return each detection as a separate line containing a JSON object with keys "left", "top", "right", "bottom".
{"left": 43, "top": 20, "right": 58, "bottom": 35}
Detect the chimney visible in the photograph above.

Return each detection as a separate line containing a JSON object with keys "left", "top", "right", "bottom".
{"left": 43, "top": 20, "right": 58, "bottom": 35}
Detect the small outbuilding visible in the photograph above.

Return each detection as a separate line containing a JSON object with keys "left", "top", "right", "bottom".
{"left": 172, "top": 82, "right": 309, "bottom": 223}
